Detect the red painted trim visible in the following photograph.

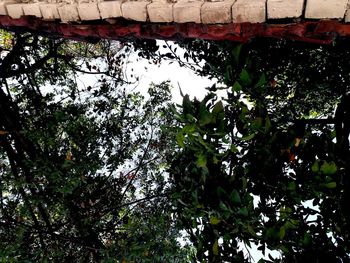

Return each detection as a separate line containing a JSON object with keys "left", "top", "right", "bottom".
{"left": 1, "top": 15, "right": 350, "bottom": 44}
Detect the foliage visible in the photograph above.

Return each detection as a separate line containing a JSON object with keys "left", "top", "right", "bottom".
{"left": 2, "top": 29, "right": 350, "bottom": 263}
{"left": 168, "top": 39, "right": 350, "bottom": 262}
{"left": 0, "top": 32, "right": 188, "bottom": 262}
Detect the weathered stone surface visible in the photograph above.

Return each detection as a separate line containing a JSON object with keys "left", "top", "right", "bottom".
{"left": 23, "top": 3, "right": 42, "bottom": 17}
{"left": 40, "top": 3, "right": 60, "bottom": 20}
{"left": 232, "top": 0, "right": 266, "bottom": 23}
{"left": 267, "top": 0, "right": 304, "bottom": 19}
{"left": 78, "top": 2, "right": 100, "bottom": 20}
{"left": 305, "top": 0, "right": 348, "bottom": 19}
{"left": 58, "top": 4, "right": 79, "bottom": 22}
{"left": 201, "top": 0, "right": 235, "bottom": 24}
{"left": 147, "top": 1, "right": 173, "bottom": 23}
{"left": 173, "top": 0, "right": 203, "bottom": 23}
{"left": 6, "top": 3, "right": 24, "bottom": 19}
{"left": 0, "top": 0, "right": 17, "bottom": 15}
{"left": 2, "top": 0, "right": 350, "bottom": 26}
{"left": 122, "top": 1, "right": 149, "bottom": 22}
{"left": 345, "top": 3, "right": 350, "bottom": 22}
{"left": 98, "top": 0, "right": 122, "bottom": 19}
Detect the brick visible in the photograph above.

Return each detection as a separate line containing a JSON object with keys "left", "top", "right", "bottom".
{"left": 232, "top": 0, "right": 266, "bottom": 23}
{"left": 173, "top": 0, "right": 203, "bottom": 23}
{"left": 122, "top": 1, "right": 149, "bottom": 22}
{"left": 207, "top": 24, "right": 241, "bottom": 37}
{"left": 147, "top": 1, "right": 174, "bottom": 23}
{"left": 98, "top": 1, "right": 122, "bottom": 19}
{"left": 58, "top": 4, "right": 80, "bottom": 22}
{"left": 23, "top": 3, "right": 42, "bottom": 18}
{"left": 267, "top": 0, "right": 304, "bottom": 19}
{"left": 114, "top": 23, "right": 141, "bottom": 36}
{"left": 305, "top": 0, "right": 348, "bottom": 19}
{"left": 40, "top": 4, "right": 60, "bottom": 20}
{"left": 201, "top": 0, "right": 235, "bottom": 24}
{"left": 153, "top": 24, "right": 177, "bottom": 37}
{"left": 6, "top": 3, "right": 24, "bottom": 19}
{"left": 187, "top": 23, "right": 203, "bottom": 37}
{"left": 78, "top": 3, "right": 100, "bottom": 20}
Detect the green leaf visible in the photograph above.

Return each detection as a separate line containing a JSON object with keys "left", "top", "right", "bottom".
{"left": 287, "top": 182, "right": 296, "bottom": 191}
{"left": 182, "top": 124, "right": 196, "bottom": 133}
{"left": 199, "top": 103, "right": 211, "bottom": 126}
{"left": 219, "top": 202, "right": 230, "bottom": 212}
{"left": 247, "top": 225, "right": 257, "bottom": 237}
{"left": 232, "top": 81, "right": 242, "bottom": 92}
{"left": 182, "top": 94, "right": 193, "bottom": 115}
{"left": 212, "top": 239, "right": 219, "bottom": 256}
{"left": 239, "top": 69, "right": 252, "bottom": 86}
{"left": 311, "top": 160, "right": 319, "bottom": 173}
{"left": 255, "top": 73, "right": 267, "bottom": 89}
{"left": 280, "top": 206, "right": 292, "bottom": 219}
{"left": 211, "top": 101, "right": 225, "bottom": 128}
{"left": 286, "top": 219, "right": 299, "bottom": 229}
{"left": 176, "top": 132, "right": 185, "bottom": 148}
{"left": 196, "top": 153, "right": 207, "bottom": 169}
{"left": 265, "top": 116, "right": 272, "bottom": 132}
{"left": 279, "top": 226, "right": 286, "bottom": 240}
{"left": 242, "top": 177, "right": 247, "bottom": 190}
{"left": 209, "top": 216, "right": 221, "bottom": 225}
{"left": 324, "top": 182, "right": 337, "bottom": 189}
{"left": 232, "top": 44, "right": 242, "bottom": 65}
{"left": 302, "top": 233, "right": 312, "bottom": 246}
{"left": 224, "top": 65, "right": 233, "bottom": 83}
{"left": 230, "top": 145, "right": 239, "bottom": 153}
{"left": 241, "top": 133, "right": 256, "bottom": 141}
{"left": 217, "top": 186, "right": 227, "bottom": 197}
{"left": 213, "top": 155, "right": 219, "bottom": 164}
{"left": 212, "top": 101, "right": 224, "bottom": 115}
{"left": 238, "top": 207, "right": 248, "bottom": 217}
{"left": 320, "top": 161, "right": 337, "bottom": 175}
{"left": 230, "top": 189, "right": 241, "bottom": 204}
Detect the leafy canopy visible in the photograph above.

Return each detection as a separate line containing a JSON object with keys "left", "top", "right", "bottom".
{"left": 168, "top": 39, "right": 350, "bottom": 262}
{"left": 0, "top": 32, "right": 191, "bottom": 262}
{"left": 2, "top": 30, "right": 350, "bottom": 263}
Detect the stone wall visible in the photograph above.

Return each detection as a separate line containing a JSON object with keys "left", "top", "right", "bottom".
{"left": 0, "top": 0, "right": 349, "bottom": 24}
{"left": 2, "top": 0, "right": 350, "bottom": 44}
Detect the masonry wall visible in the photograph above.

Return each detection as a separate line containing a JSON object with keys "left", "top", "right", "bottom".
{"left": 0, "top": 0, "right": 349, "bottom": 24}
{"left": 1, "top": 0, "right": 350, "bottom": 43}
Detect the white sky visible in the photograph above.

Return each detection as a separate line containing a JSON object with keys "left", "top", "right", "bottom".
{"left": 125, "top": 41, "right": 216, "bottom": 104}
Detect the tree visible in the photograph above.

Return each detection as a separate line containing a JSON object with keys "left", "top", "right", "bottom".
{"left": 2, "top": 29, "right": 350, "bottom": 263}
{"left": 168, "top": 38, "right": 350, "bottom": 262}
{"left": 0, "top": 31, "right": 190, "bottom": 262}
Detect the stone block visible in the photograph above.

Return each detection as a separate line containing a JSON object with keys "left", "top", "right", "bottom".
{"left": 98, "top": 0, "right": 122, "bottom": 19}
{"left": 40, "top": 3, "right": 60, "bottom": 20}
{"left": 78, "top": 2, "right": 100, "bottom": 20}
{"left": 345, "top": 7, "right": 350, "bottom": 22}
{"left": 201, "top": 0, "right": 235, "bottom": 24}
{"left": 0, "top": 1, "right": 17, "bottom": 16}
{"left": 6, "top": 3, "right": 24, "bottom": 19}
{"left": 267, "top": 0, "right": 304, "bottom": 19}
{"left": 147, "top": 1, "right": 173, "bottom": 23}
{"left": 23, "top": 3, "right": 42, "bottom": 17}
{"left": 173, "top": 0, "right": 203, "bottom": 23}
{"left": 305, "top": 0, "right": 348, "bottom": 19}
{"left": 122, "top": 1, "right": 149, "bottom": 22}
{"left": 58, "top": 4, "right": 80, "bottom": 22}
{"left": 232, "top": 0, "right": 266, "bottom": 23}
